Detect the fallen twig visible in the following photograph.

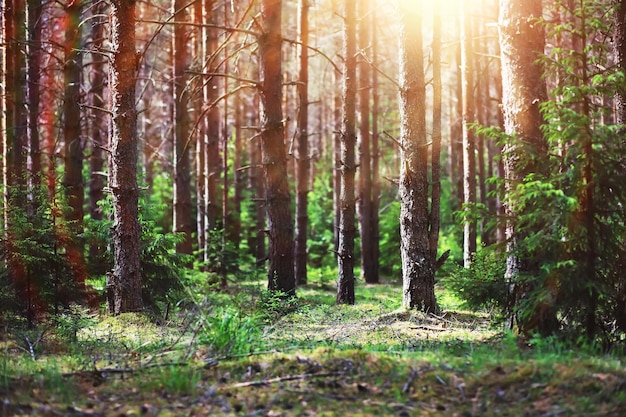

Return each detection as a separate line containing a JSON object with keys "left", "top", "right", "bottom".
{"left": 224, "top": 371, "right": 345, "bottom": 389}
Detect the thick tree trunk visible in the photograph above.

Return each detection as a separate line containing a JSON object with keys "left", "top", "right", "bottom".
{"left": 173, "top": 0, "right": 194, "bottom": 257}
{"left": 399, "top": 1, "right": 437, "bottom": 312}
{"left": 109, "top": 0, "right": 143, "bottom": 314}
{"left": 295, "top": 0, "right": 310, "bottom": 286}
{"left": 337, "top": 0, "right": 357, "bottom": 305}
{"left": 260, "top": 0, "right": 295, "bottom": 295}
{"left": 499, "top": 0, "right": 555, "bottom": 334}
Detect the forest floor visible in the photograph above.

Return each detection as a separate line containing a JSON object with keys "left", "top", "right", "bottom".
{"left": 2, "top": 280, "right": 626, "bottom": 416}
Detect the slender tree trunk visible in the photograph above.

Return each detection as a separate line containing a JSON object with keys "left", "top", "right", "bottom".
{"left": 370, "top": 0, "right": 380, "bottom": 282}
{"left": 333, "top": 68, "right": 342, "bottom": 256}
{"left": 27, "top": 0, "right": 42, "bottom": 198}
{"left": 88, "top": 0, "right": 107, "bottom": 261}
{"left": 260, "top": 0, "right": 295, "bottom": 295}
{"left": 5, "top": 0, "right": 30, "bottom": 320}
{"left": 195, "top": 0, "right": 206, "bottom": 260}
{"left": 499, "top": 0, "right": 555, "bottom": 334}
{"left": 461, "top": 2, "right": 477, "bottom": 267}
{"left": 337, "top": 0, "right": 357, "bottom": 305}
{"left": 232, "top": 98, "right": 243, "bottom": 250}
{"left": 429, "top": 1, "right": 442, "bottom": 272}
{"left": 108, "top": 0, "right": 143, "bottom": 314}
{"left": 248, "top": 97, "right": 266, "bottom": 263}
{"left": 578, "top": 5, "right": 597, "bottom": 337}
{"left": 357, "top": 0, "right": 375, "bottom": 284}
{"left": 173, "top": 0, "right": 194, "bottom": 257}
{"left": 452, "top": 41, "right": 464, "bottom": 213}
{"left": 5, "top": 0, "right": 28, "bottom": 216}
{"left": 205, "top": 0, "right": 221, "bottom": 237}
{"left": 295, "top": 0, "right": 310, "bottom": 286}
{"left": 399, "top": 1, "right": 437, "bottom": 312}
{"left": 611, "top": 0, "right": 626, "bottom": 331}
{"left": 62, "top": 0, "right": 87, "bottom": 289}
{"left": 614, "top": 0, "right": 626, "bottom": 126}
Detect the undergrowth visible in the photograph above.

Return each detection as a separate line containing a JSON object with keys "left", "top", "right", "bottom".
{"left": 2, "top": 281, "right": 626, "bottom": 416}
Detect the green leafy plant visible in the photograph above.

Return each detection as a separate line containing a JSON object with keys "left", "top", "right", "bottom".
{"left": 444, "top": 247, "right": 507, "bottom": 314}
{"left": 199, "top": 307, "right": 262, "bottom": 356}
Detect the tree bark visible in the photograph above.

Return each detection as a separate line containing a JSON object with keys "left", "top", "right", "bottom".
{"left": 259, "top": 0, "right": 295, "bottom": 295}
{"left": 109, "top": 0, "right": 143, "bottom": 314}
{"left": 399, "top": 1, "right": 437, "bottom": 312}
{"left": 337, "top": 0, "right": 357, "bottom": 305}
{"left": 370, "top": 0, "right": 380, "bottom": 283}
{"left": 357, "top": 0, "right": 376, "bottom": 284}
{"left": 461, "top": 2, "right": 477, "bottom": 268}
{"left": 429, "top": 1, "right": 442, "bottom": 278}
{"left": 295, "top": 0, "right": 310, "bottom": 286}
{"left": 499, "top": 0, "right": 555, "bottom": 334}
{"left": 173, "top": 0, "right": 194, "bottom": 257}
{"left": 613, "top": 0, "right": 626, "bottom": 126}
{"left": 195, "top": 0, "right": 206, "bottom": 260}
{"left": 88, "top": 0, "right": 108, "bottom": 261}
{"left": 27, "top": 0, "right": 42, "bottom": 197}
{"left": 62, "top": 0, "right": 87, "bottom": 288}
{"left": 611, "top": 0, "right": 626, "bottom": 331}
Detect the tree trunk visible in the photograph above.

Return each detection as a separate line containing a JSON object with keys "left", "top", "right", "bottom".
{"left": 4, "top": 0, "right": 28, "bottom": 217}
{"left": 4, "top": 0, "right": 30, "bottom": 320}
{"left": 260, "top": 0, "right": 295, "bottom": 295}
{"left": 611, "top": 0, "right": 626, "bottom": 331}
{"left": 62, "top": 0, "right": 87, "bottom": 289}
{"left": 614, "top": 0, "right": 626, "bottom": 126}
{"left": 461, "top": 2, "right": 477, "bottom": 268}
{"left": 499, "top": 0, "right": 555, "bottom": 334}
{"left": 27, "top": 0, "right": 42, "bottom": 197}
{"left": 357, "top": 0, "right": 375, "bottom": 284}
{"left": 88, "top": 0, "right": 108, "bottom": 262}
{"left": 173, "top": 0, "right": 194, "bottom": 257}
{"left": 429, "top": 1, "right": 442, "bottom": 276}
{"left": 195, "top": 0, "right": 206, "bottom": 261}
{"left": 337, "top": 0, "right": 357, "bottom": 305}
{"left": 370, "top": 0, "right": 380, "bottom": 283}
{"left": 108, "top": 0, "right": 143, "bottom": 314}
{"left": 294, "top": 0, "right": 310, "bottom": 286}
{"left": 333, "top": 68, "right": 342, "bottom": 257}
{"left": 399, "top": 1, "right": 437, "bottom": 312}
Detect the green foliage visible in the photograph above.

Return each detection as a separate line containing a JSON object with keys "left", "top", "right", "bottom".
{"left": 84, "top": 193, "right": 190, "bottom": 315}
{"left": 147, "top": 365, "right": 201, "bottom": 395}
{"left": 52, "top": 304, "right": 98, "bottom": 344}
{"left": 0, "top": 186, "right": 80, "bottom": 322}
{"left": 307, "top": 172, "right": 336, "bottom": 270}
{"left": 378, "top": 201, "right": 401, "bottom": 278}
{"left": 202, "top": 228, "right": 240, "bottom": 276}
{"left": 444, "top": 248, "right": 508, "bottom": 315}
{"left": 257, "top": 289, "right": 303, "bottom": 323}
{"left": 468, "top": 0, "right": 626, "bottom": 339}
{"left": 199, "top": 307, "right": 262, "bottom": 356}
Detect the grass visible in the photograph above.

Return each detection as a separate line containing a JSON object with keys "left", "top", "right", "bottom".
{"left": 2, "top": 279, "right": 626, "bottom": 416}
